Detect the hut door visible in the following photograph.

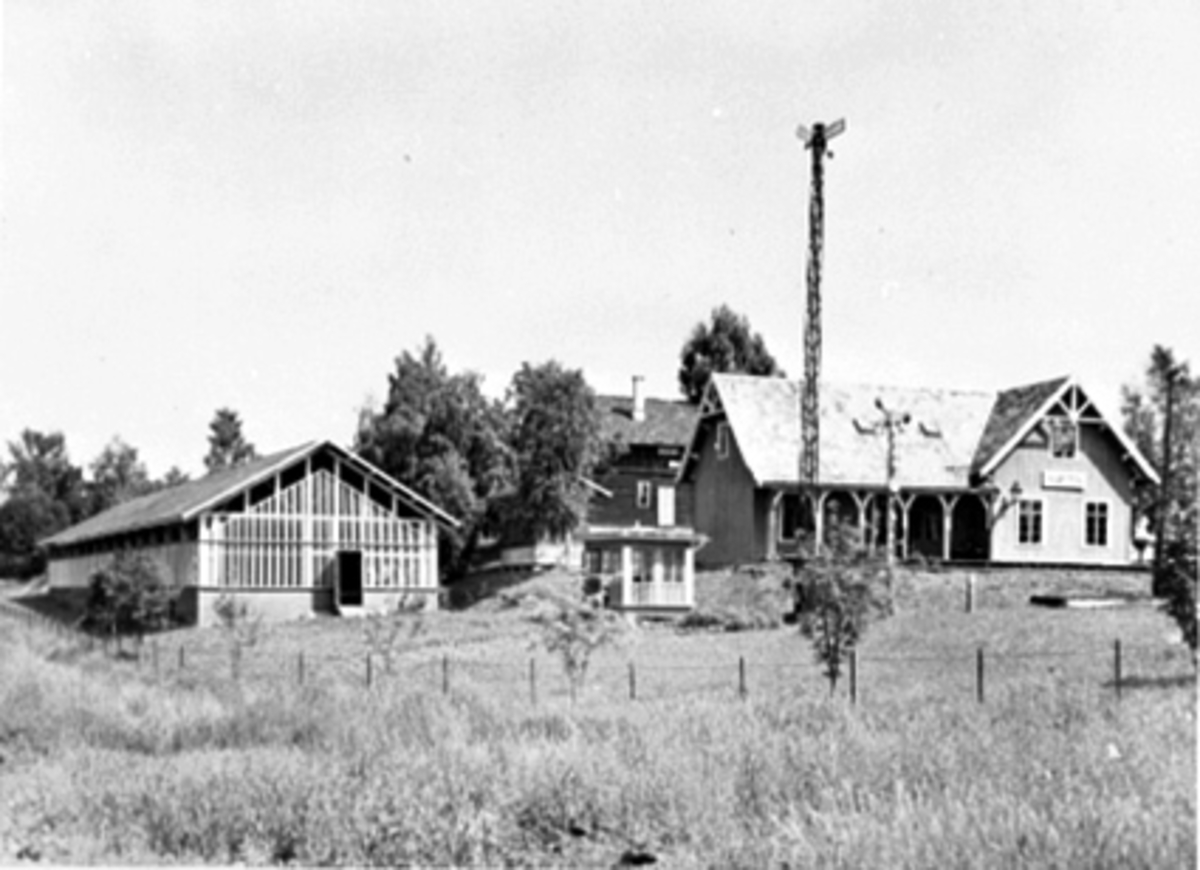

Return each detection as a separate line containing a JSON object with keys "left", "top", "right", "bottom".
{"left": 337, "top": 551, "right": 364, "bottom": 607}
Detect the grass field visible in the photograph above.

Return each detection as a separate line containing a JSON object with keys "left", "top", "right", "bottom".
{"left": 0, "top": 566, "right": 1194, "bottom": 866}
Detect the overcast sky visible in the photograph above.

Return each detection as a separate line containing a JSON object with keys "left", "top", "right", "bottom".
{"left": 3, "top": 0, "right": 1198, "bottom": 478}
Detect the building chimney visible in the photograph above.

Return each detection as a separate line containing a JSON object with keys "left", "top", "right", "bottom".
{"left": 632, "top": 375, "right": 646, "bottom": 423}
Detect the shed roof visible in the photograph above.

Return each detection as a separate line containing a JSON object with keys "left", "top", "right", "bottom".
{"left": 707, "top": 374, "right": 997, "bottom": 489}
{"left": 693, "top": 373, "right": 1158, "bottom": 491}
{"left": 595, "top": 395, "right": 698, "bottom": 448}
{"left": 41, "top": 440, "right": 459, "bottom": 549}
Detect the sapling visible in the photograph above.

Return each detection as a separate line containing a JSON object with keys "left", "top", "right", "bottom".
{"left": 796, "top": 520, "right": 891, "bottom": 695}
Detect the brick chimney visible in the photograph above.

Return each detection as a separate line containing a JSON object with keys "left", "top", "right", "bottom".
{"left": 632, "top": 375, "right": 646, "bottom": 423}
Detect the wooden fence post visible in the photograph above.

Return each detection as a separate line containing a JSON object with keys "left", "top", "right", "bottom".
{"left": 366, "top": 653, "right": 373, "bottom": 689}
{"left": 738, "top": 656, "right": 747, "bottom": 700}
{"left": 441, "top": 655, "right": 449, "bottom": 695}
{"left": 975, "top": 647, "right": 985, "bottom": 704}
{"left": 1114, "top": 639, "right": 1122, "bottom": 700}
{"left": 152, "top": 639, "right": 160, "bottom": 681}
{"left": 849, "top": 649, "right": 858, "bottom": 705}
{"left": 966, "top": 574, "right": 976, "bottom": 613}
{"left": 178, "top": 644, "right": 185, "bottom": 673}
{"left": 529, "top": 658, "right": 537, "bottom": 707}
{"left": 297, "top": 651, "right": 305, "bottom": 686}
{"left": 628, "top": 662, "right": 637, "bottom": 701}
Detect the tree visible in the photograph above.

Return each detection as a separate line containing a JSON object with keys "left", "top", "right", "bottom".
{"left": 1, "top": 429, "right": 87, "bottom": 521}
{"left": 355, "top": 337, "right": 511, "bottom": 576}
{"left": 204, "top": 408, "right": 257, "bottom": 472}
{"left": 0, "top": 430, "right": 85, "bottom": 575}
{"left": 797, "top": 520, "right": 891, "bottom": 694}
{"left": 529, "top": 594, "right": 623, "bottom": 703}
{"left": 85, "top": 551, "right": 176, "bottom": 637}
{"left": 0, "top": 493, "right": 70, "bottom": 577}
{"left": 87, "top": 436, "right": 154, "bottom": 514}
{"left": 499, "top": 360, "right": 603, "bottom": 543}
{"left": 678, "top": 304, "right": 784, "bottom": 403}
{"left": 158, "top": 466, "right": 191, "bottom": 489}
{"left": 1121, "top": 345, "right": 1198, "bottom": 653}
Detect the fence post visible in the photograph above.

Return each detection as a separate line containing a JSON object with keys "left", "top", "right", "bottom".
{"left": 152, "top": 639, "right": 160, "bottom": 681}
{"left": 966, "top": 573, "right": 976, "bottom": 613}
{"left": 849, "top": 648, "right": 858, "bottom": 705}
{"left": 178, "top": 644, "right": 185, "bottom": 673}
{"left": 442, "top": 655, "right": 449, "bottom": 695}
{"left": 298, "top": 651, "right": 305, "bottom": 686}
{"left": 738, "top": 656, "right": 747, "bottom": 700}
{"left": 1114, "top": 639, "right": 1122, "bottom": 700}
{"left": 529, "top": 658, "right": 537, "bottom": 707}
{"left": 975, "top": 647, "right": 985, "bottom": 704}
{"left": 231, "top": 644, "right": 240, "bottom": 682}
{"left": 366, "top": 653, "right": 373, "bottom": 689}
{"left": 628, "top": 662, "right": 637, "bottom": 701}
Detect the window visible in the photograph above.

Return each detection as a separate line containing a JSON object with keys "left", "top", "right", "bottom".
{"left": 1085, "top": 502, "right": 1109, "bottom": 547}
{"left": 1047, "top": 418, "right": 1078, "bottom": 459}
{"left": 636, "top": 480, "right": 652, "bottom": 509}
{"left": 1017, "top": 499, "right": 1043, "bottom": 545}
{"left": 715, "top": 422, "right": 730, "bottom": 459}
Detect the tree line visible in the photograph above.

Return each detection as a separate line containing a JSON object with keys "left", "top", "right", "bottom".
{"left": 0, "top": 306, "right": 781, "bottom": 579}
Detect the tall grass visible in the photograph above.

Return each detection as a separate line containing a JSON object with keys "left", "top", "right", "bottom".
{"left": 1, "top": 620, "right": 1194, "bottom": 867}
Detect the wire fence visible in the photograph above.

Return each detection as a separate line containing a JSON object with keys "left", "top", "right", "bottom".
{"left": 4, "top": 600, "right": 1194, "bottom": 709}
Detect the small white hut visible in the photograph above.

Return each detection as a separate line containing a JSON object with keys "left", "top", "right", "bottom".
{"left": 41, "top": 440, "right": 459, "bottom": 626}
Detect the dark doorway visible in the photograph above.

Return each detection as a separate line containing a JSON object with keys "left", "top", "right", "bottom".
{"left": 337, "top": 550, "right": 364, "bottom": 607}
{"left": 908, "top": 495, "right": 945, "bottom": 560}
{"left": 950, "top": 496, "right": 990, "bottom": 561}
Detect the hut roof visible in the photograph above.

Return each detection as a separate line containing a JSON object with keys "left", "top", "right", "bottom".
{"left": 41, "top": 440, "right": 459, "bottom": 549}
{"left": 595, "top": 395, "right": 699, "bottom": 448}
{"left": 690, "top": 373, "right": 1158, "bottom": 491}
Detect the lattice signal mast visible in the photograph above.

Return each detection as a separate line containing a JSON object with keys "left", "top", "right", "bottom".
{"left": 795, "top": 118, "right": 845, "bottom": 491}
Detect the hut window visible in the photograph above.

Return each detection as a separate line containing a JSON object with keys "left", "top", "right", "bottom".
{"left": 636, "top": 481, "right": 652, "bottom": 509}
{"left": 280, "top": 462, "right": 306, "bottom": 490}
{"left": 1085, "top": 501, "right": 1109, "bottom": 547}
{"left": 715, "top": 423, "right": 730, "bottom": 459}
{"left": 1048, "top": 418, "right": 1077, "bottom": 459}
{"left": 1017, "top": 499, "right": 1043, "bottom": 545}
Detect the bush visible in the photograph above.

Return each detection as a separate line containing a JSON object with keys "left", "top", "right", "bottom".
{"left": 85, "top": 551, "right": 176, "bottom": 636}
{"left": 797, "top": 521, "right": 892, "bottom": 692}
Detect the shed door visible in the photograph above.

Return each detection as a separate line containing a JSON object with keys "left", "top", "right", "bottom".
{"left": 337, "top": 550, "right": 363, "bottom": 607}
{"left": 657, "top": 486, "right": 676, "bottom": 527}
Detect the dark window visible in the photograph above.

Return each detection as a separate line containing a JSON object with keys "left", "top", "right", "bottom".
{"left": 1048, "top": 418, "right": 1077, "bottom": 459}
{"left": 1085, "top": 502, "right": 1108, "bottom": 547}
{"left": 1018, "top": 500, "right": 1043, "bottom": 545}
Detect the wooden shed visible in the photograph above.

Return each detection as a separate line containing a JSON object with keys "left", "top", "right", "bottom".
{"left": 40, "top": 440, "right": 459, "bottom": 626}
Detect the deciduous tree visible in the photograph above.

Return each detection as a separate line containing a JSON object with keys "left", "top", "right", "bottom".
{"left": 678, "top": 304, "right": 784, "bottom": 403}
{"left": 797, "top": 520, "right": 891, "bottom": 694}
{"left": 88, "top": 436, "right": 154, "bottom": 513}
{"left": 355, "top": 337, "right": 510, "bottom": 576}
{"left": 499, "top": 360, "right": 602, "bottom": 543}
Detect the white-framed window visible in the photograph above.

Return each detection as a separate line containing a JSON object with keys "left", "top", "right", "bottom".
{"left": 1084, "top": 501, "right": 1109, "bottom": 547}
{"left": 1017, "top": 499, "right": 1043, "bottom": 545}
{"left": 1047, "top": 418, "right": 1078, "bottom": 459}
{"left": 715, "top": 422, "right": 730, "bottom": 459}
{"left": 636, "top": 480, "right": 652, "bottom": 509}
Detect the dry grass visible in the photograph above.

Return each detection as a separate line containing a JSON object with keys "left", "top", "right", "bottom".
{"left": 0, "top": 565, "right": 1194, "bottom": 866}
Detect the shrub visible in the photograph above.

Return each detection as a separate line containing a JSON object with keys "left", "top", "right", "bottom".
{"left": 529, "top": 596, "right": 623, "bottom": 702}
{"left": 797, "top": 520, "right": 891, "bottom": 693}
{"left": 85, "top": 551, "right": 176, "bottom": 637}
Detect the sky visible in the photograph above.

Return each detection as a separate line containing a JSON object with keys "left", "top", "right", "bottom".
{"left": 3, "top": 0, "right": 1199, "bottom": 479}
